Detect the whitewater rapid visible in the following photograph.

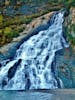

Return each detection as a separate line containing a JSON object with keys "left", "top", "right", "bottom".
{"left": 0, "top": 11, "right": 69, "bottom": 90}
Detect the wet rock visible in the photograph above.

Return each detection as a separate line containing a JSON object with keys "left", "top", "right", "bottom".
{"left": 7, "top": 59, "right": 22, "bottom": 80}
{"left": 2, "top": 80, "right": 7, "bottom": 88}
{"left": 25, "top": 79, "right": 31, "bottom": 90}
{"left": 0, "top": 63, "right": 2, "bottom": 68}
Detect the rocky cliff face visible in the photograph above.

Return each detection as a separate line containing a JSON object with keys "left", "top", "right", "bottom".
{"left": 65, "top": 7, "right": 75, "bottom": 47}
{"left": 57, "top": 7, "right": 75, "bottom": 88}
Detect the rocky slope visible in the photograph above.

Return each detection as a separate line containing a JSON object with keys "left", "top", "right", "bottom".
{"left": 0, "top": 12, "right": 53, "bottom": 61}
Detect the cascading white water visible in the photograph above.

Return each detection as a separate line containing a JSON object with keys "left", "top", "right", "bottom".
{"left": 0, "top": 11, "right": 69, "bottom": 90}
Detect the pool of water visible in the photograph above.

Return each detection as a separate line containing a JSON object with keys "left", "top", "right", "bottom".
{"left": 0, "top": 90, "right": 75, "bottom": 100}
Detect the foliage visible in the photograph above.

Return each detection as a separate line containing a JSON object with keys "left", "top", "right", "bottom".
{"left": 0, "top": 14, "right": 3, "bottom": 22}
{"left": 0, "top": 0, "right": 75, "bottom": 46}
{"left": 65, "top": 23, "right": 75, "bottom": 46}
{"left": 4, "top": 27, "right": 19, "bottom": 38}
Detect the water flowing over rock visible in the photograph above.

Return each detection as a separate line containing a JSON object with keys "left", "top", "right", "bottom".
{"left": 0, "top": 11, "right": 69, "bottom": 90}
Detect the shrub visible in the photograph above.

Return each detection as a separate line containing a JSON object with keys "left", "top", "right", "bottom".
{"left": 0, "top": 14, "right": 3, "bottom": 22}
{"left": 4, "top": 27, "right": 19, "bottom": 39}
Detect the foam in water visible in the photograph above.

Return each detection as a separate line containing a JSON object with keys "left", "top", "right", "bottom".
{"left": 0, "top": 11, "right": 69, "bottom": 90}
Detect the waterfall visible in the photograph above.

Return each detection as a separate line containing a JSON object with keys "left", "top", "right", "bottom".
{"left": 0, "top": 11, "right": 69, "bottom": 90}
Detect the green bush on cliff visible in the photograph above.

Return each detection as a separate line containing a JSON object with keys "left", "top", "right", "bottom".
{"left": 4, "top": 27, "right": 19, "bottom": 39}
{"left": 66, "top": 23, "right": 75, "bottom": 45}
{"left": 0, "top": 15, "right": 3, "bottom": 22}
{"left": 0, "top": 14, "right": 3, "bottom": 28}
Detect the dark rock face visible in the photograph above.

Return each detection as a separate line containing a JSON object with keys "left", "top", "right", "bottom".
{"left": 25, "top": 78, "right": 31, "bottom": 90}
{"left": 2, "top": 79, "right": 7, "bottom": 88}
{"left": 64, "top": 9, "right": 70, "bottom": 17}
{"left": 0, "top": 63, "right": 2, "bottom": 68}
{"left": 56, "top": 47, "right": 75, "bottom": 88}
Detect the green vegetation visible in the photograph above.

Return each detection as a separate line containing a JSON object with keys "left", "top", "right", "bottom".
{"left": 65, "top": 22, "right": 75, "bottom": 46}
{"left": 0, "top": 0, "right": 75, "bottom": 8}
{"left": 0, "top": 5, "right": 62, "bottom": 46}
{"left": 4, "top": 27, "right": 19, "bottom": 38}
{"left": 0, "top": 0, "right": 75, "bottom": 46}
{"left": 0, "top": 27, "right": 19, "bottom": 46}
